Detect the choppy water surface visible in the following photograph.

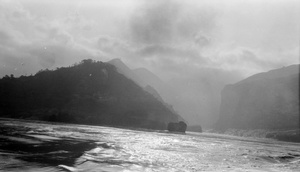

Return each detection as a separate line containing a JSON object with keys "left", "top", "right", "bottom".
{"left": 1, "top": 119, "right": 300, "bottom": 172}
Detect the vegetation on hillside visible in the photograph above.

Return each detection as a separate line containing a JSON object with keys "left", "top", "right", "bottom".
{"left": 0, "top": 59, "right": 179, "bottom": 129}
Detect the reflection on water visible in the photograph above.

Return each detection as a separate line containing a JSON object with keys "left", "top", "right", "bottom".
{"left": 0, "top": 118, "right": 300, "bottom": 172}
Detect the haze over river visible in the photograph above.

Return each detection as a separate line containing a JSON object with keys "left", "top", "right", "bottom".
{"left": 0, "top": 119, "right": 300, "bottom": 172}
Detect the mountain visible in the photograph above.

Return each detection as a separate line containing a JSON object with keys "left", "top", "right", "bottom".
{"left": 108, "top": 58, "right": 146, "bottom": 87}
{"left": 0, "top": 59, "right": 180, "bottom": 129}
{"left": 133, "top": 63, "right": 227, "bottom": 127}
{"left": 133, "top": 67, "right": 165, "bottom": 89}
{"left": 216, "top": 64, "right": 299, "bottom": 131}
{"left": 108, "top": 59, "right": 185, "bottom": 122}
{"left": 144, "top": 85, "right": 164, "bottom": 102}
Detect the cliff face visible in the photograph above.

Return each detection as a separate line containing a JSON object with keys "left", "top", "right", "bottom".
{"left": 217, "top": 65, "right": 299, "bottom": 130}
{"left": 0, "top": 59, "right": 179, "bottom": 129}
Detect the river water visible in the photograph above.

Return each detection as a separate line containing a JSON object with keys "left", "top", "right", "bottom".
{"left": 0, "top": 119, "right": 300, "bottom": 172}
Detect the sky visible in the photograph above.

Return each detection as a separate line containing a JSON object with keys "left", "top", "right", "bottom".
{"left": 0, "top": 0, "right": 299, "bottom": 125}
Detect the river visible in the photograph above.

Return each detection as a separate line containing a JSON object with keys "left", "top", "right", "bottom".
{"left": 0, "top": 118, "right": 300, "bottom": 172}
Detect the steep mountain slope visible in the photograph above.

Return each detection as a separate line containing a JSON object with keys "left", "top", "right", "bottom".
{"left": 133, "top": 67, "right": 166, "bottom": 91}
{"left": 0, "top": 59, "right": 180, "bottom": 129}
{"left": 123, "top": 60, "right": 228, "bottom": 127}
{"left": 108, "top": 59, "right": 185, "bottom": 122}
{"left": 108, "top": 58, "right": 146, "bottom": 87}
{"left": 216, "top": 64, "right": 299, "bottom": 131}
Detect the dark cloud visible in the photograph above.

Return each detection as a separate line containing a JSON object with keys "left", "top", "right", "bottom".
{"left": 194, "top": 34, "right": 211, "bottom": 47}
{"left": 129, "top": 0, "right": 180, "bottom": 44}
{"left": 138, "top": 44, "right": 202, "bottom": 60}
{"left": 129, "top": 0, "right": 217, "bottom": 45}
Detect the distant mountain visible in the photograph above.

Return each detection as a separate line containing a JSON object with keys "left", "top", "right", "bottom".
{"left": 108, "top": 58, "right": 146, "bottom": 87}
{"left": 239, "top": 65, "right": 299, "bottom": 84}
{"left": 0, "top": 59, "right": 180, "bottom": 129}
{"left": 108, "top": 59, "right": 185, "bottom": 122}
{"left": 144, "top": 85, "right": 164, "bottom": 103}
{"left": 216, "top": 64, "right": 299, "bottom": 131}
{"left": 133, "top": 67, "right": 164, "bottom": 89}
{"left": 134, "top": 65, "right": 225, "bottom": 127}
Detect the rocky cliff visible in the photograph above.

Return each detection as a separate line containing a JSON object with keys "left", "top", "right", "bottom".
{"left": 216, "top": 65, "right": 299, "bottom": 131}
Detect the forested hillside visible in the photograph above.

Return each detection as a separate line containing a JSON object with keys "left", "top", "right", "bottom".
{"left": 0, "top": 59, "right": 179, "bottom": 129}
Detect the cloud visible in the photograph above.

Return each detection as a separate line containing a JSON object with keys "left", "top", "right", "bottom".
{"left": 0, "top": 0, "right": 298, "bottom": 125}
{"left": 129, "top": 0, "right": 181, "bottom": 44}
{"left": 2, "top": 0, "right": 297, "bottom": 79}
{"left": 210, "top": 45, "right": 299, "bottom": 77}
{"left": 194, "top": 34, "right": 211, "bottom": 48}
{"left": 125, "top": 0, "right": 298, "bottom": 80}
{"left": 0, "top": 0, "right": 99, "bottom": 76}
{"left": 97, "top": 35, "right": 132, "bottom": 56}
{"left": 129, "top": 0, "right": 218, "bottom": 45}
{"left": 138, "top": 44, "right": 202, "bottom": 60}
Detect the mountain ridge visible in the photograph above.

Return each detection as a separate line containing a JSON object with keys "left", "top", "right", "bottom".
{"left": 0, "top": 59, "right": 180, "bottom": 129}
{"left": 216, "top": 64, "right": 299, "bottom": 131}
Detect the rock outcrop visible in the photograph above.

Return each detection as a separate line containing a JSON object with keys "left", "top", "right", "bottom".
{"left": 167, "top": 121, "right": 187, "bottom": 133}
{"left": 216, "top": 65, "right": 299, "bottom": 131}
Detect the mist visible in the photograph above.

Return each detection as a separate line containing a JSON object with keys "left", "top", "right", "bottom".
{"left": 0, "top": 0, "right": 299, "bottom": 127}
